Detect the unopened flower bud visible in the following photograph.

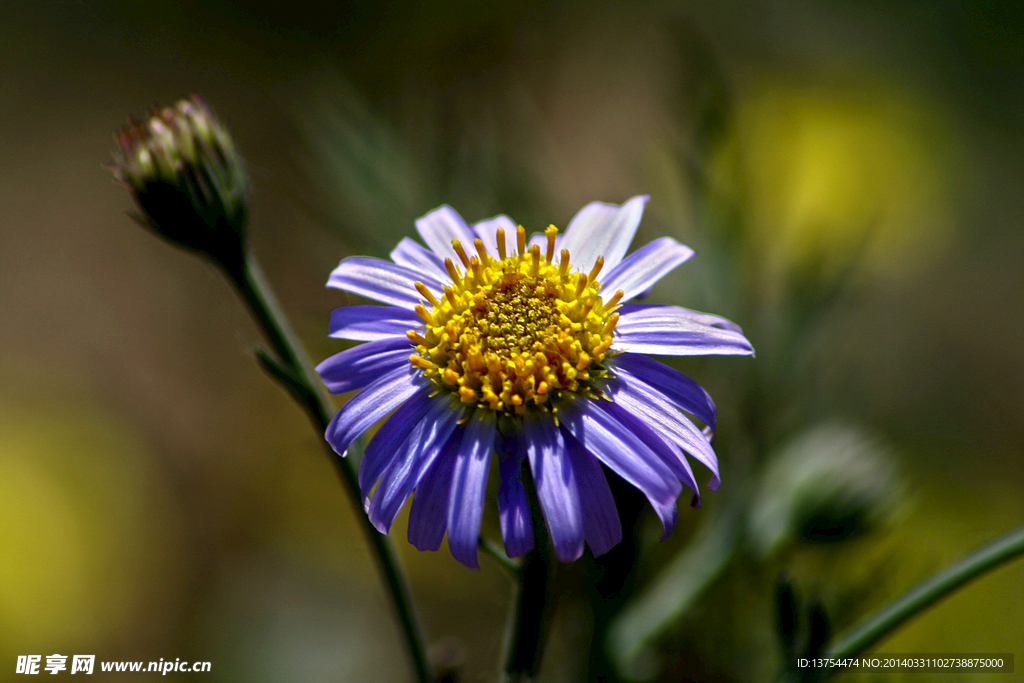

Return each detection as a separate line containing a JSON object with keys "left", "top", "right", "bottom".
{"left": 748, "top": 422, "right": 903, "bottom": 557}
{"left": 110, "top": 95, "right": 249, "bottom": 265}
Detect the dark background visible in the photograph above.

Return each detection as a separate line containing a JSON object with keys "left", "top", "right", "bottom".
{"left": 1, "top": 2, "right": 1021, "bottom": 681}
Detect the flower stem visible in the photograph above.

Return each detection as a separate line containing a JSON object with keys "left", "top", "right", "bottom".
{"left": 820, "top": 522, "right": 1024, "bottom": 679}
{"left": 480, "top": 536, "right": 522, "bottom": 577}
{"left": 503, "top": 547, "right": 554, "bottom": 683}
{"left": 224, "top": 250, "right": 434, "bottom": 683}
{"left": 502, "top": 475, "right": 556, "bottom": 683}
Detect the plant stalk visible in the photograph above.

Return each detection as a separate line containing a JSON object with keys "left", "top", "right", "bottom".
{"left": 819, "top": 522, "right": 1024, "bottom": 680}
{"left": 224, "top": 250, "right": 434, "bottom": 683}
{"left": 502, "top": 473, "right": 556, "bottom": 683}
{"left": 503, "top": 548, "right": 554, "bottom": 683}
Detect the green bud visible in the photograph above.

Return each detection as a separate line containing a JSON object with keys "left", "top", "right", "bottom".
{"left": 110, "top": 95, "right": 249, "bottom": 265}
{"left": 748, "top": 422, "right": 904, "bottom": 558}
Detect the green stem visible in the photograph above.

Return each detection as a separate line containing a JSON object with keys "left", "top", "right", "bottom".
{"left": 503, "top": 547, "right": 554, "bottom": 683}
{"left": 820, "top": 522, "right": 1024, "bottom": 679}
{"left": 225, "top": 251, "right": 434, "bottom": 683}
{"left": 480, "top": 536, "right": 522, "bottom": 577}
{"left": 502, "top": 474, "right": 556, "bottom": 683}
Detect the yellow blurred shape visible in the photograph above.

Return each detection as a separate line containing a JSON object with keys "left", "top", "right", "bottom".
{"left": 0, "top": 406, "right": 177, "bottom": 652}
{"left": 713, "top": 80, "right": 957, "bottom": 288}
{"left": 0, "top": 455, "right": 90, "bottom": 639}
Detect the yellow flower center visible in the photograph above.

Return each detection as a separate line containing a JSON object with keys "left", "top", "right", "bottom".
{"left": 408, "top": 225, "right": 624, "bottom": 416}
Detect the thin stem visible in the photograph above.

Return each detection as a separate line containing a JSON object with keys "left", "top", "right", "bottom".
{"left": 503, "top": 547, "right": 553, "bottom": 683}
{"left": 502, "top": 474, "right": 556, "bottom": 683}
{"left": 480, "top": 536, "right": 522, "bottom": 577}
{"left": 225, "top": 251, "right": 434, "bottom": 683}
{"left": 820, "top": 522, "right": 1024, "bottom": 679}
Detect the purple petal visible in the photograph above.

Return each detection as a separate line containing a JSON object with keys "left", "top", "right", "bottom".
{"left": 601, "top": 400, "right": 701, "bottom": 511}
{"left": 648, "top": 498, "right": 678, "bottom": 538}
{"left": 316, "top": 337, "right": 412, "bottom": 394}
{"left": 608, "top": 353, "right": 717, "bottom": 431}
{"left": 328, "top": 257, "right": 440, "bottom": 309}
{"left": 498, "top": 452, "right": 534, "bottom": 558}
{"left": 525, "top": 413, "right": 583, "bottom": 562}
{"left": 614, "top": 306, "right": 754, "bottom": 356}
{"left": 497, "top": 423, "right": 526, "bottom": 464}
{"left": 564, "top": 432, "right": 622, "bottom": 556}
{"left": 600, "top": 237, "right": 695, "bottom": 302}
{"left": 472, "top": 215, "right": 518, "bottom": 259}
{"left": 606, "top": 375, "right": 720, "bottom": 490}
{"left": 559, "top": 397, "right": 681, "bottom": 536}
{"left": 329, "top": 305, "right": 422, "bottom": 341}
{"left": 446, "top": 411, "right": 497, "bottom": 568}
{"left": 559, "top": 195, "right": 648, "bottom": 274}
{"left": 390, "top": 238, "right": 450, "bottom": 283}
{"left": 618, "top": 303, "right": 743, "bottom": 334}
{"left": 367, "top": 397, "right": 463, "bottom": 534}
{"left": 359, "top": 389, "right": 438, "bottom": 502}
{"left": 324, "top": 364, "right": 425, "bottom": 457}
{"left": 408, "top": 436, "right": 460, "bottom": 552}
{"left": 415, "top": 205, "right": 477, "bottom": 264}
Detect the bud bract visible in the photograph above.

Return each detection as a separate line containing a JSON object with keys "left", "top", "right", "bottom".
{"left": 748, "top": 422, "right": 903, "bottom": 557}
{"left": 110, "top": 95, "right": 249, "bottom": 265}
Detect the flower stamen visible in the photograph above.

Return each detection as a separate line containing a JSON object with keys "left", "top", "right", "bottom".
{"left": 473, "top": 238, "right": 489, "bottom": 264}
{"left": 452, "top": 239, "right": 471, "bottom": 268}
{"left": 444, "top": 258, "right": 462, "bottom": 285}
{"left": 559, "top": 249, "right": 571, "bottom": 277}
{"left": 409, "top": 224, "right": 618, "bottom": 416}
{"left": 602, "top": 312, "right": 620, "bottom": 336}
{"left": 410, "top": 354, "right": 434, "bottom": 370}
{"left": 575, "top": 273, "right": 589, "bottom": 298}
{"left": 605, "top": 289, "right": 624, "bottom": 309}
{"left": 496, "top": 228, "right": 507, "bottom": 260}
{"left": 415, "top": 304, "right": 435, "bottom": 325}
{"left": 415, "top": 281, "right": 439, "bottom": 306}
{"left": 545, "top": 225, "right": 557, "bottom": 263}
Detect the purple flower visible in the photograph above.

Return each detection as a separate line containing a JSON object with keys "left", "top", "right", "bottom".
{"left": 318, "top": 196, "right": 753, "bottom": 568}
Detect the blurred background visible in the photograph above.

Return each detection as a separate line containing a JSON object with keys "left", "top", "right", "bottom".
{"left": 1, "top": 1, "right": 1022, "bottom": 681}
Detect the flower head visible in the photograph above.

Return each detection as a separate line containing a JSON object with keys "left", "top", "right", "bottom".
{"left": 409, "top": 223, "right": 619, "bottom": 414}
{"left": 319, "top": 196, "right": 753, "bottom": 567}
{"left": 109, "top": 95, "right": 248, "bottom": 262}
